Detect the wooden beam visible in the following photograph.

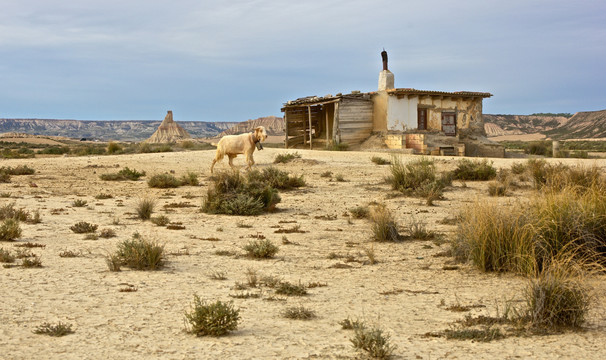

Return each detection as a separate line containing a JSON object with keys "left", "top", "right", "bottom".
{"left": 333, "top": 102, "right": 340, "bottom": 143}
{"left": 307, "top": 105, "right": 313, "bottom": 150}
{"left": 325, "top": 106, "right": 329, "bottom": 142}
{"left": 284, "top": 111, "right": 289, "bottom": 148}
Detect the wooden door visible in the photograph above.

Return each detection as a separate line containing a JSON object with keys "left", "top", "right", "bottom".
{"left": 442, "top": 112, "right": 456, "bottom": 136}
{"left": 417, "top": 108, "right": 427, "bottom": 130}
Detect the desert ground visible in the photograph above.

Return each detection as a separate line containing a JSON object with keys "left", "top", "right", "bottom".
{"left": 1, "top": 147, "right": 605, "bottom": 359}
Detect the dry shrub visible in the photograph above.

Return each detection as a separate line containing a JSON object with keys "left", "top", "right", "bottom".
{"left": 33, "top": 322, "right": 74, "bottom": 337}
{"left": 21, "top": 255, "right": 42, "bottom": 268}
{"left": 0, "top": 247, "right": 15, "bottom": 263}
{"left": 135, "top": 198, "right": 156, "bottom": 220}
{"left": 0, "top": 203, "right": 41, "bottom": 224}
{"left": 0, "top": 219, "right": 22, "bottom": 241}
{"left": 387, "top": 157, "right": 450, "bottom": 202}
{"left": 275, "top": 281, "right": 307, "bottom": 296}
{"left": 243, "top": 239, "right": 279, "bottom": 259}
{"left": 274, "top": 152, "right": 301, "bottom": 164}
{"left": 179, "top": 172, "right": 199, "bottom": 186}
{"left": 202, "top": 171, "right": 281, "bottom": 216}
{"left": 524, "top": 261, "right": 591, "bottom": 329}
{"left": 371, "top": 156, "right": 391, "bottom": 165}
{"left": 110, "top": 233, "right": 165, "bottom": 270}
{"left": 452, "top": 159, "right": 497, "bottom": 181}
{"left": 148, "top": 173, "right": 181, "bottom": 188}
{"left": 151, "top": 215, "right": 170, "bottom": 226}
{"left": 350, "top": 323, "right": 396, "bottom": 359}
{"left": 282, "top": 305, "right": 316, "bottom": 320}
{"left": 0, "top": 165, "right": 36, "bottom": 176}
{"left": 349, "top": 206, "right": 370, "bottom": 219}
{"left": 184, "top": 295, "right": 240, "bottom": 337}
{"left": 370, "top": 205, "right": 400, "bottom": 242}
{"left": 70, "top": 221, "right": 98, "bottom": 234}
{"left": 100, "top": 167, "right": 145, "bottom": 181}
{"left": 248, "top": 167, "right": 305, "bottom": 190}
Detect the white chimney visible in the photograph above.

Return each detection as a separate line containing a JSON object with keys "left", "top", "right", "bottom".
{"left": 378, "top": 49, "right": 394, "bottom": 90}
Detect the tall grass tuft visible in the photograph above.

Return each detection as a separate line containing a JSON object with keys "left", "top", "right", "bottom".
{"left": 136, "top": 198, "right": 156, "bottom": 220}
{"left": 524, "top": 261, "right": 590, "bottom": 329}
{"left": 370, "top": 205, "right": 400, "bottom": 242}
{"left": 0, "top": 219, "right": 22, "bottom": 241}
{"left": 350, "top": 323, "right": 396, "bottom": 359}
{"left": 386, "top": 156, "right": 450, "bottom": 202}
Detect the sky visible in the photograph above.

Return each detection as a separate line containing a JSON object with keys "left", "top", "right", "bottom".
{"left": 1, "top": 0, "right": 605, "bottom": 122}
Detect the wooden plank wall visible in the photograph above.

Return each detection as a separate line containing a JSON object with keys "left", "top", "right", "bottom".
{"left": 284, "top": 106, "right": 322, "bottom": 147}
{"left": 338, "top": 98, "right": 373, "bottom": 143}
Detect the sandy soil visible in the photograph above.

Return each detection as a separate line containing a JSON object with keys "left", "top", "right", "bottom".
{"left": 487, "top": 133, "right": 546, "bottom": 142}
{"left": 1, "top": 148, "right": 605, "bottom": 359}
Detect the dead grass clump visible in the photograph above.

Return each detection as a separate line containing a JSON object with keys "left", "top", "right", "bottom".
{"left": 371, "top": 156, "right": 391, "bottom": 165}
{"left": 349, "top": 206, "right": 370, "bottom": 219}
{"left": 524, "top": 262, "right": 590, "bottom": 329}
{"left": 320, "top": 171, "right": 332, "bottom": 178}
{"left": 441, "top": 328, "right": 505, "bottom": 342}
{"left": 100, "top": 167, "right": 145, "bottom": 181}
{"left": 248, "top": 167, "right": 306, "bottom": 190}
{"left": 202, "top": 171, "right": 281, "bottom": 216}
{"left": 33, "top": 322, "right": 74, "bottom": 337}
{"left": 71, "top": 199, "right": 88, "bottom": 207}
{"left": 274, "top": 152, "right": 301, "bottom": 164}
{"left": 452, "top": 159, "right": 497, "bottom": 181}
{"left": 0, "top": 203, "right": 41, "bottom": 224}
{"left": 135, "top": 198, "right": 156, "bottom": 220}
{"left": 408, "top": 219, "right": 435, "bottom": 240}
{"left": 0, "top": 247, "right": 15, "bottom": 263}
{"left": 283, "top": 305, "right": 316, "bottom": 320}
{"left": 21, "top": 255, "right": 43, "bottom": 268}
{"left": 350, "top": 323, "right": 396, "bottom": 359}
{"left": 370, "top": 205, "right": 400, "bottom": 242}
{"left": 0, "top": 165, "right": 36, "bottom": 176}
{"left": 95, "top": 193, "right": 113, "bottom": 200}
{"left": 148, "top": 173, "right": 181, "bottom": 188}
{"left": 184, "top": 295, "right": 240, "bottom": 337}
{"left": 387, "top": 157, "right": 450, "bottom": 202}
{"left": 59, "top": 250, "right": 82, "bottom": 258}
{"left": 179, "top": 172, "right": 199, "bottom": 186}
{"left": 99, "top": 228, "right": 117, "bottom": 238}
{"left": 243, "top": 239, "right": 279, "bottom": 259}
{"left": 0, "top": 219, "right": 22, "bottom": 241}
{"left": 110, "top": 233, "right": 165, "bottom": 270}
{"left": 488, "top": 181, "right": 509, "bottom": 197}
{"left": 151, "top": 215, "right": 170, "bottom": 226}
{"left": 70, "top": 221, "right": 98, "bottom": 234}
{"left": 275, "top": 281, "right": 307, "bottom": 296}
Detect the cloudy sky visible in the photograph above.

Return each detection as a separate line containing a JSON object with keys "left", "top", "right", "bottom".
{"left": 1, "top": 0, "right": 604, "bottom": 122}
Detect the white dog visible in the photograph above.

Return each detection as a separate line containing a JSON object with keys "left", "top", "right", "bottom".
{"left": 210, "top": 126, "right": 268, "bottom": 173}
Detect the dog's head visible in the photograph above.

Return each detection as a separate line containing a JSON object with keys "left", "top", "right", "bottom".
{"left": 254, "top": 126, "right": 267, "bottom": 143}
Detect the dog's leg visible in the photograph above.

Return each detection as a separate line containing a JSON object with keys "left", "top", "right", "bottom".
{"left": 228, "top": 154, "right": 237, "bottom": 171}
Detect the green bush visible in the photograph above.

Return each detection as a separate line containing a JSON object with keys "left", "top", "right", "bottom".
{"left": 184, "top": 296, "right": 240, "bottom": 337}
{"left": 452, "top": 159, "right": 497, "bottom": 181}
{"left": 148, "top": 173, "right": 181, "bottom": 188}
{"left": 243, "top": 239, "right": 279, "bottom": 259}
{"left": 112, "top": 233, "right": 164, "bottom": 270}
{"left": 0, "top": 219, "right": 22, "bottom": 241}
{"left": 202, "top": 171, "right": 281, "bottom": 215}
{"left": 350, "top": 324, "right": 396, "bottom": 359}
{"left": 100, "top": 167, "right": 146, "bottom": 181}
{"left": 274, "top": 152, "right": 301, "bottom": 164}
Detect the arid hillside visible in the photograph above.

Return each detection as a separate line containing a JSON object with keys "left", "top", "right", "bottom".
{"left": 545, "top": 109, "right": 606, "bottom": 139}
{"left": 218, "top": 116, "right": 285, "bottom": 137}
{"left": 483, "top": 114, "right": 570, "bottom": 137}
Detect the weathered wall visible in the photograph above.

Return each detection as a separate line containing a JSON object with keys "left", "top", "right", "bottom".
{"left": 373, "top": 93, "right": 486, "bottom": 136}
{"left": 338, "top": 98, "right": 373, "bottom": 143}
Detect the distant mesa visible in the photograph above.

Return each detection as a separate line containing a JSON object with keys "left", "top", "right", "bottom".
{"left": 218, "top": 116, "right": 284, "bottom": 137}
{"left": 145, "top": 111, "right": 192, "bottom": 143}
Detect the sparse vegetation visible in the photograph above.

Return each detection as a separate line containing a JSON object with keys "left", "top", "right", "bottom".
{"left": 184, "top": 296, "right": 240, "bottom": 337}
{"left": 274, "top": 152, "right": 301, "bottom": 164}
{"left": 0, "top": 219, "right": 22, "bottom": 241}
{"left": 0, "top": 203, "right": 41, "bottom": 224}
{"left": 179, "top": 172, "right": 200, "bottom": 186}
{"left": 71, "top": 199, "right": 88, "bottom": 207}
{"left": 150, "top": 215, "right": 170, "bottom": 226}
{"left": 275, "top": 281, "right": 307, "bottom": 296}
{"left": 386, "top": 157, "right": 450, "bottom": 202}
{"left": 349, "top": 206, "right": 370, "bottom": 219}
{"left": 21, "top": 255, "right": 43, "bottom": 268}
{"left": 100, "top": 167, "right": 146, "bottom": 181}
{"left": 0, "top": 247, "right": 15, "bottom": 263}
